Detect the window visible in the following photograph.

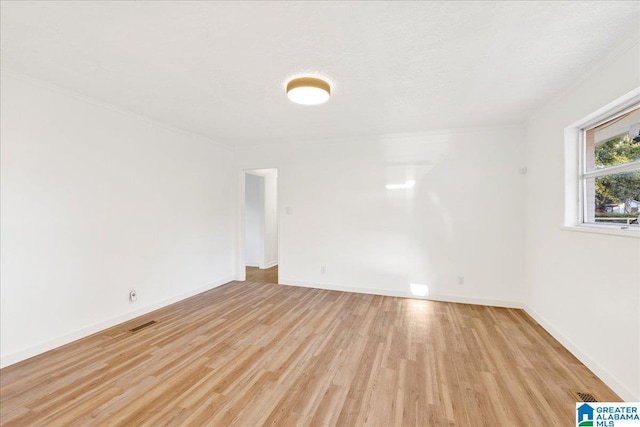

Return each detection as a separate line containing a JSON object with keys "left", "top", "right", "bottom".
{"left": 580, "top": 104, "right": 640, "bottom": 229}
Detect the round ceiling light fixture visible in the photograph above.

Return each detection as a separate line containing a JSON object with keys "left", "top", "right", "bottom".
{"left": 286, "top": 77, "right": 331, "bottom": 105}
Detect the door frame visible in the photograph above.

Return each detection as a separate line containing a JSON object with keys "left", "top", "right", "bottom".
{"left": 237, "top": 168, "right": 280, "bottom": 282}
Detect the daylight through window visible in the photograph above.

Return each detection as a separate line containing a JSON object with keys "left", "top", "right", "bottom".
{"left": 582, "top": 105, "right": 640, "bottom": 228}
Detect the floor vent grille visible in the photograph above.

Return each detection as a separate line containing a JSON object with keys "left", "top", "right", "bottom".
{"left": 571, "top": 390, "right": 598, "bottom": 402}
{"left": 129, "top": 320, "right": 157, "bottom": 333}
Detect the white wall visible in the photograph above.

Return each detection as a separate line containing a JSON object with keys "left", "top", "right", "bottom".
{"left": 244, "top": 173, "right": 263, "bottom": 267}
{"left": 238, "top": 127, "right": 525, "bottom": 306}
{"left": 524, "top": 41, "right": 640, "bottom": 400}
{"left": 263, "top": 170, "right": 278, "bottom": 268}
{"left": 0, "top": 73, "right": 236, "bottom": 367}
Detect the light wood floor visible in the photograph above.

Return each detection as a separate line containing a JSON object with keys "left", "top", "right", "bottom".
{"left": 0, "top": 270, "right": 619, "bottom": 426}
{"left": 245, "top": 265, "right": 278, "bottom": 284}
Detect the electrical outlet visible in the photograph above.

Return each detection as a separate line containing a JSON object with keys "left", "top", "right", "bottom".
{"left": 457, "top": 276, "right": 464, "bottom": 285}
{"left": 129, "top": 290, "right": 137, "bottom": 302}
{"left": 320, "top": 266, "right": 326, "bottom": 274}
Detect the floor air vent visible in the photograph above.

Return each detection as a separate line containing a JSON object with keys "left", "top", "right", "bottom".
{"left": 129, "top": 320, "right": 157, "bottom": 333}
{"left": 571, "top": 390, "right": 598, "bottom": 402}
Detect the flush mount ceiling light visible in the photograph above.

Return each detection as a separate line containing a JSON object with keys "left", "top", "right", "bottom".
{"left": 286, "top": 77, "right": 331, "bottom": 105}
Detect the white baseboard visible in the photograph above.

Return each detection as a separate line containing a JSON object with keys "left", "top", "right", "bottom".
{"left": 425, "top": 293, "right": 523, "bottom": 309}
{"left": 524, "top": 305, "right": 637, "bottom": 401}
{"left": 0, "top": 275, "right": 234, "bottom": 369}
{"left": 279, "top": 278, "right": 522, "bottom": 309}
{"left": 245, "top": 263, "right": 260, "bottom": 268}
{"left": 261, "top": 261, "right": 278, "bottom": 269}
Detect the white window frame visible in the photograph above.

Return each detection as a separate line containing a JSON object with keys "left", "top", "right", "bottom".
{"left": 563, "top": 89, "right": 640, "bottom": 238}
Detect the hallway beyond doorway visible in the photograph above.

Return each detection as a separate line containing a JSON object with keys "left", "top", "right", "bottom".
{"left": 246, "top": 265, "right": 278, "bottom": 284}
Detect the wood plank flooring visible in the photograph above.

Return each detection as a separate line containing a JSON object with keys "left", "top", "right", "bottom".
{"left": 0, "top": 268, "right": 619, "bottom": 426}
{"left": 245, "top": 266, "right": 278, "bottom": 285}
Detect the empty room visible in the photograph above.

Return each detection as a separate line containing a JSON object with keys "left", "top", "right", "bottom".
{"left": 1, "top": 1, "right": 639, "bottom": 426}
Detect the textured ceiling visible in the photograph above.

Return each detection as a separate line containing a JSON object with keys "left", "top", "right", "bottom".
{"left": 1, "top": 1, "right": 638, "bottom": 148}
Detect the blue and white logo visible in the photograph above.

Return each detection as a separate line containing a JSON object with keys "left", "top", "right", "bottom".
{"left": 576, "top": 402, "right": 640, "bottom": 427}
{"left": 577, "top": 403, "right": 595, "bottom": 426}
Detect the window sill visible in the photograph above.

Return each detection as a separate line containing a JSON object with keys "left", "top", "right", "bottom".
{"left": 561, "top": 225, "right": 640, "bottom": 238}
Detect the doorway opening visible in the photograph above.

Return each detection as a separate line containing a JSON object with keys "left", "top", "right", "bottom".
{"left": 242, "top": 169, "right": 278, "bottom": 284}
